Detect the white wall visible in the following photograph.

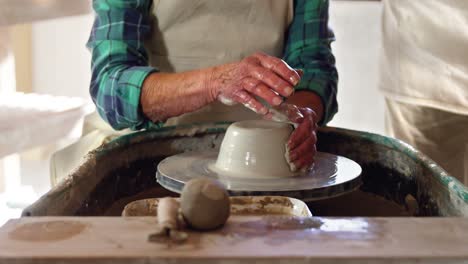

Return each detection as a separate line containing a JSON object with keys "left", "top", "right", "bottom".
{"left": 0, "top": 28, "right": 15, "bottom": 93}
{"left": 30, "top": 1, "right": 385, "bottom": 134}
{"left": 328, "top": 1, "right": 385, "bottom": 135}
{"left": 32, "top": 14, "right": 94, "bottom": 100}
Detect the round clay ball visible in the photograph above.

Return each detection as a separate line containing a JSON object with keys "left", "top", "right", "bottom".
{"left": 180, "top": 178, "right": 230, "bottom": 230}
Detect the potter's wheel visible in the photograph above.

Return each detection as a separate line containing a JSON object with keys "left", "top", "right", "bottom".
{"left": 156, "top": 151, "right": 362, "bottom": 201}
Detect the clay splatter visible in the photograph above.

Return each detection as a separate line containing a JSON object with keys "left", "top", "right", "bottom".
{"left": 9, "top": 221, "right": 87, "bottom": 242}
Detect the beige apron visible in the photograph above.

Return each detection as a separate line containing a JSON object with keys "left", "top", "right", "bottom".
{"left": 379, "top": 0, "right": 468, "bottom": 115}
{"left": 50, "top": 0, "right": 293, "bottom": 184}
{"left": 385, "top": 99, "right": 468, "bottom": 184}
{"left": 380, "top": 0, "right": 468, "bottom": 184}
{"left": 149, "top": 0, "right": 293, "bottom": 125}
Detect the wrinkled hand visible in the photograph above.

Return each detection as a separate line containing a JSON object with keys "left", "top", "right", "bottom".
{"left": 286, "top": 107, "right": 318, "bottom": 172}
{"left": 208, "top": 52, "right": 301, "bottom": 114}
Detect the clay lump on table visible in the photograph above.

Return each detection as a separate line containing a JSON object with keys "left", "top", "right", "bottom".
{"left": 148, "top": 178, "right": 231, "bottom": 243}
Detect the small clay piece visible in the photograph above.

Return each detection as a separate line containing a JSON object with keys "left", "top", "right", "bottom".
{"left": 180, "top": 178, "right": 230, "bottom": 230}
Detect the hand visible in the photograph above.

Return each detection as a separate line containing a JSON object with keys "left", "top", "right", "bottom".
{"left": 208, "top": 52, "right": 301, "bottom": 115}
{"left": 286, "top": 107, "right": 318, "bottom": 172}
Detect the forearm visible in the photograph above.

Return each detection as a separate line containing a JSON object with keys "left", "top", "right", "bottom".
{"left": 141, "top": 53, "right": 302, "bottom": 123}
{"left": 141, "top": 69, "right": 214, "bottom": 122}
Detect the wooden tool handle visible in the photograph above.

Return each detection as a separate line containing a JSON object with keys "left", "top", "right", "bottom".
{"left": 157, "top": 197, "right": 179, "bottom": 230}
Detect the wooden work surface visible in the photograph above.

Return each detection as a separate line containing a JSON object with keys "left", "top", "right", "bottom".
{"left": 0, "top": 216, "right": 467, "bottom": 264}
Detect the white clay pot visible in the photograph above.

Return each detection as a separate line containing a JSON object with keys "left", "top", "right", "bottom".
{"left": 213, "top": 120, "right": 295, "bottom": 178}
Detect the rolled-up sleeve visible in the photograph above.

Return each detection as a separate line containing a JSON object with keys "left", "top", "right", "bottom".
{"left": 87, "top": 0, "right": 157, "bottom": 130}
{"left": 283, "top": 0, "right": 338, "bottom": 125}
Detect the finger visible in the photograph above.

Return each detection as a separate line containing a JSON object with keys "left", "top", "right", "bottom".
{"left": 288, "top": 121, "right": 310, "bottom": 151}
{"left": 279, "top": 103, "right": 303, "bottom": 123}
{"left": 247, "top": 64, "right": 294, "bottom": 97}
{"left": 243, "top": 55, "right": 261, "bottom": 65}
{"left": 289, "top": 137, "right": 317, "bottom": 163}
{"left": 253, "top": 52, "right": 301, "bottom": 86}
{"left": 300, "top": 108, "right": 318, "bottom": 123}
{"left": 243, "top": 79, "right": 283, "bottom": 106}
{"left": 312, "top": 120, "right": 318, "bottom": 130}
{"left": 288, "top": 118, "right": 313, "bottom": 150}
{"left": 299, "top": 108, "right": 318, "bottom": 130}
{"left": 233, "top": 90, "right": 268, "bottom": 115}
{"left": 295, "top": 69, "right": 304, "bottom": 78}
{"left": 263, "top": 112, "right": 274, "bottom": 120}
{"left": 293, "top": 151, "right": 315, "bottom": 170}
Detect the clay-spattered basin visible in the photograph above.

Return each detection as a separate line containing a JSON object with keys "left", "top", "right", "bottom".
{"left": 23, "top": 122, "right": 468, "bottom": 217}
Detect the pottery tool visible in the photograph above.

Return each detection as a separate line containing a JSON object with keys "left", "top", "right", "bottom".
{"left": 265, "top": 103, "right": 302, "bottom": 126}
{"left": 148, "top": 179, "right": 231, "bottom": 242}
{"left": 254, "top": 96, "right": 303, "bottom": 127}
{"left": 147, "top": 197, "right": 188, "bottom": 243}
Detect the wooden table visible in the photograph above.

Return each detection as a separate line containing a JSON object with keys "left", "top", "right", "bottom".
{"left": 0, "top": 216, "right": 467, "bottom": 263}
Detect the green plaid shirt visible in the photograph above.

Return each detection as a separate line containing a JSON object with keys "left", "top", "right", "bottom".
{"left": 88, "top": 0, "right": 338, "bottom": 130}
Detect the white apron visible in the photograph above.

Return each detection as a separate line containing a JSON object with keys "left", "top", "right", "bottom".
{"left": 380, "top": 0, "right": 468, "bottom": 184}
{"left": 379, "top": 0, "right": 468, "bottom": 115}
{"left": 50, "top": 0, "right": 293, "bottom": 184}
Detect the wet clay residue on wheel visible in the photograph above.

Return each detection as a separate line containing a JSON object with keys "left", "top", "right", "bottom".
{"left": 230, "top": 196, "right": 295, "bottom": 215}
{"left": 9, "top": 221, "right": 88, "bottom": 242}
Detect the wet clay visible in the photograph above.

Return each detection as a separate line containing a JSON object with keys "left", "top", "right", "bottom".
{"left": 216, "top": 215, "right": 382, "bottom": 247}
{"left": 230, "top": 196, "right": 296, "bottom": 216}
{"left": 9, "top": 221, "right": 87, "bottom": 242}
{"left": 115, "top": 189, "right": 410, "bottom": 218}
{"left": 308, "top": 190, "right": 412, "bottom": 217}
{"left": 230, "top": 196, "right": 293, "bottom": 208}
{"left": 181, "top": 178, "right": 230, "bottom": 230}
{"left": 122, "top": 196, "right": 310, "bottom": 217}
{"left": 249, "top": 216, "right": 323, "bottom": 230}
